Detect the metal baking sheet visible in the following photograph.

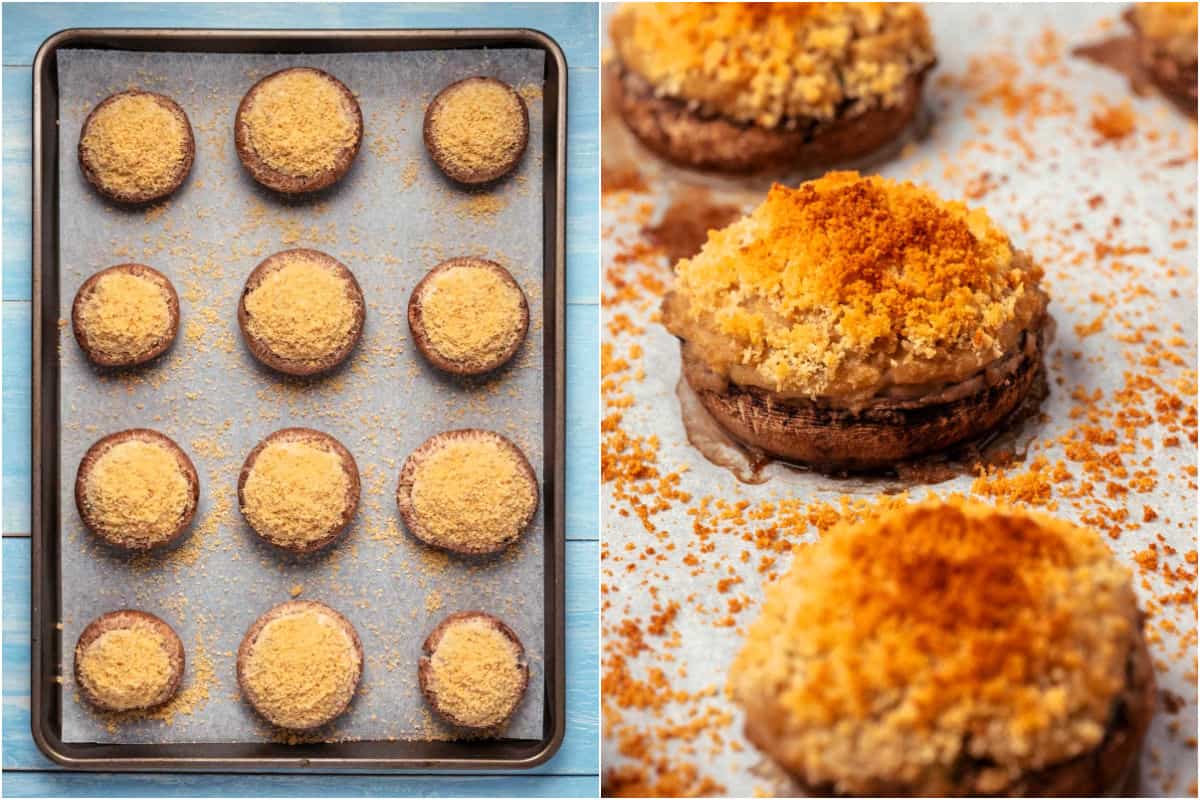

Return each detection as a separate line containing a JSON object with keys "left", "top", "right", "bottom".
{"left": 600, "top": 4, "right": 1196, "bottom": 796}
{"left": 32, "top": 28, "right": 565, "bottom": 770}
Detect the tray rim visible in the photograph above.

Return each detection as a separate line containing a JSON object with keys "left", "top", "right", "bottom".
{"left": 31, "top": 25, "right": 568, "bottom": 772}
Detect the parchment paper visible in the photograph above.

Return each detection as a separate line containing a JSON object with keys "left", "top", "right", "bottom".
{"left": 56, "top": 45, "right": 546, "bottom": 744}
{"left": 601, "top": 4, "right": 1197, "bottom": 796}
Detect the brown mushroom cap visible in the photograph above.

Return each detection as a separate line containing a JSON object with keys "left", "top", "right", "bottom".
{"left": 423, "top": 76, "right": 530, "bottom": 185}
{"left": 680, "top": 325, "right": 1046, "bottom": 473}
{"left": 74, "top": 609, "right": 186, "bottom": 712}
{"left": 417, "top": 610, "right": 530, "bottom": 732}
{"left": 75, "top": 428, "right": 199, "bottom": 551}
{"left": 236, "top": 600, "right": 363, "bottom": 731}
{"left": 78, "top": 90, "right": 195, "bottom": 204}
{"left": 396, "top": 429, "right": 539, "bottom": 555}
{"left": 71, "top": 263, "right": 181, "bottom": 368}
{"left": 237, "top": 427, "right": 360, "bottom": 554}
{"left": 237, "top": 248, "right": 366, "bottom": 377}
{"left": 407, "top": 257, "right": 530, "bottom": 376}
{"left": 234, "top": 67, "right": 363, "bottom": 194}
{"left": 613, "top": 65, "right": 930, "bottom": 175}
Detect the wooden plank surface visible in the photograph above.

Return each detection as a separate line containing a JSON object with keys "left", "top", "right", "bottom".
{"left": 1, "top": 1, "right": 599, "bottom": 795}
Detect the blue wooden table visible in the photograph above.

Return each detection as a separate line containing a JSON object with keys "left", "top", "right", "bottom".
{"left": 0, "top": 3, "right": 600, "bottom": 796}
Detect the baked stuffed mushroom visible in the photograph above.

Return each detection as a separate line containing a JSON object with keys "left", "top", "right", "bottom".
{"left": 662, "top": 171, "right": 1050, "bottom": 471}
{"left": 730, "top": 498, "right": 1156, "bottom": 796}
{"left": 609, "top": 2, "right": 936, "bottom": 174}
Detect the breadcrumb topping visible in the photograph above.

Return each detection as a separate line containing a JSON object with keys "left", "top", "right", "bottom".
{"left": 610, "top": 2, "right": 935, "bottom": 127}
{"left": 242, "top": 436, "right": 352, "bottom": 548}
{"left": 82, "top": 439, "right": 192, "bottom": 545}
{"left": 243, "top": 69, "right": 358, "bottom": 178}
{"left": 663, "top": 172, "right": 1047, "bottom": 400}
{"left": 80, "top": 93, "right": 189, "bottom": 197}
{"left": 419, "top": 263, "right": 524, "bottom": 369}
{"left": 427, "top": 79, "right": 525, "bottom": 177}
{"left": 243, "top": 251, "right": 358, "bottom": 365}
{"left": 409, "top": 434, "right": 536, "bottom": 552}
{"left": 729, "top": 498, "right": 1141, "bottom": 795}
{"left": 427, "top": 617, "right": 524, "bottom": 728}
{"left": 242, "top": 607, "right": 359, "bottom": 730}
{"left": 78, "top": 626, "right": 173, "bottom": 711}
{"left": 76, "top": 270, "right": 172, "bottom": 362}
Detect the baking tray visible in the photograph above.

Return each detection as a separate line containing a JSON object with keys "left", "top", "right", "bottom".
{"left": 31, "top": 27, "right": 566, "bottom": 771}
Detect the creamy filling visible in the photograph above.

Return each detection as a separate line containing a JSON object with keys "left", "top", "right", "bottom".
{"left": 681, "top": 315, "right": 1051, "bottom": 415}
{"left": 619, "top": 63, "right": 922, "bottom": 134}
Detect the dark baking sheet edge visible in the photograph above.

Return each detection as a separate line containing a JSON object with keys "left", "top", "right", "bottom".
{"left": 31, "top": 27, "right": 567, "bottom": 772}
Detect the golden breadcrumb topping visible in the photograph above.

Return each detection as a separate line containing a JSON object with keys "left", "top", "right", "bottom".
{"left": 82, "top": 439, "right": 192, "bottom": 545}
{"left": 427, "top": 80, "right": 525, "bottom": 176}
{"left": 78, "top": 626, "right": 173, "bottom": 711}
{"left": 420, "top": 264, "right": 524, "bottom": 369}
{"left": 663, "top": 172, "right": 1047, "bottom": 401}
{"left": 242, "top": 436, "right": 352, "bottom": 548}
{"left": 244, "top": 69, "right": 358, "bottom": 177}
{"left": 80, "top": 93, "right": 189, "bottom": 197}
{"left": 729, "top": 499, "right": 1141, "bottom": 795}
{"left": 610, "top": 3, "right": 935, "bottom": 127}
{"left": 428, "top": 618, "right": 524, "bottom": 728}
{"left": 243, "top": 252, "right": 358, "bottom": 364}
{"left": 1132, "top": 2, "right": 1198, "bottom": 60}
{"left": 76, "top": 270, "right": 172, "bottom": 361}
{"left": 243, "top": 607, "right": 359, "bottom": 730}
{"left": 409, "top": 434, "right": 536, "bottom": 552}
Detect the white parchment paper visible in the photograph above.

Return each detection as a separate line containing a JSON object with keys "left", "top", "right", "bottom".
{"left": 56, "top": 45, "right": 546, "bottom": 745}
{"left": 601, "top": 4, "right": 1197, "bottom": 796}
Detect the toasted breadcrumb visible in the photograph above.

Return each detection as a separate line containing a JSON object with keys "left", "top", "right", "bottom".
{"left": 80, "top": 93, "right": 189, "bottom": 197}
{"left": 426, "top": 617, "right": 524, "bottom": 728}
{"left": 664, "top": 172, "right": 1047, "bottom": 399}
{"left": 243, "top": 69, "right": 357, "bottom": 178}
{"left": 730, "top": 498, "right": 1141, "bottom": 794}
{"left": 243, "top": 251, "right": 358, "bottom": 364}
{"left": 76, "top": 270, "right": 172, "bottom": 362}
{"left": 408, "top": 434, "right": 536, "bottom": 552}
{"left": 241, "top": 435, "right": 353, "bottom": 548}
{"left": 419, "top": 263, "right": 524, "bottom": 370}
{"left": 241, "top": 605, "right": 360, "bottom": 730}
{"left": 78, "top": 626, "right": 174, "bottom": 711}
{"left": 427, "top": 79, "right": 525, "bottom": 177}
{"left": 610, "top": 3, "right": 935, "bottom": 127}
{"left": 82, "top": 439, "right": 192, "bottom": 545}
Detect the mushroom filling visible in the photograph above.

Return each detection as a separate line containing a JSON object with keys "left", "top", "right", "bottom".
{"left": 680, "top": 315, "right": 1049, "bottom": 415}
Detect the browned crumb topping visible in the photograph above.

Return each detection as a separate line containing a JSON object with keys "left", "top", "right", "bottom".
{"left": 242, "top": 607, "right": 359, "bottom": 730}
{"left": 420, "top": 264, "right": 524, "bottom": 369}
{"left": 243, "top": 251, "right": 357, "bottom": 364}
{"left": 1132, "top": 3, "right": 1198, "bottom": 60}
{"left": 410, "top": 436, "right": 536, "bottom": 552}
{"left": 78, "top": 626, "right": 173, "bottom": 711}
{"left": 1091, "top": 100, "right": 1138, "bottom": 141}
{"left": 729, "top": 499, "right": 1141, "bottom": 794}
{"left": 244, "top": 70, "right": 357, "bottom": 177}
{"left": 81, "top": 440, "right": 191, "bottom": 545}
{"left": 76, "top": 271, "right": 172, "bottom": 361}
{"left": 610, "top": 2, "right": 935, "bottom": 127}
{"left": 242, "top": 438, "right": 351, "bottom": 548}
{"left": 80, "top": 93, "right": 189, "bottom": 196}
{"left": 663, "top": 172, "right": 1047, "bottom": 400}
{"left": 427, "top": 80, "right": 525, "bottom": 176}
{"left": 428, "top": 618, "right": 524, "bottom": 728}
